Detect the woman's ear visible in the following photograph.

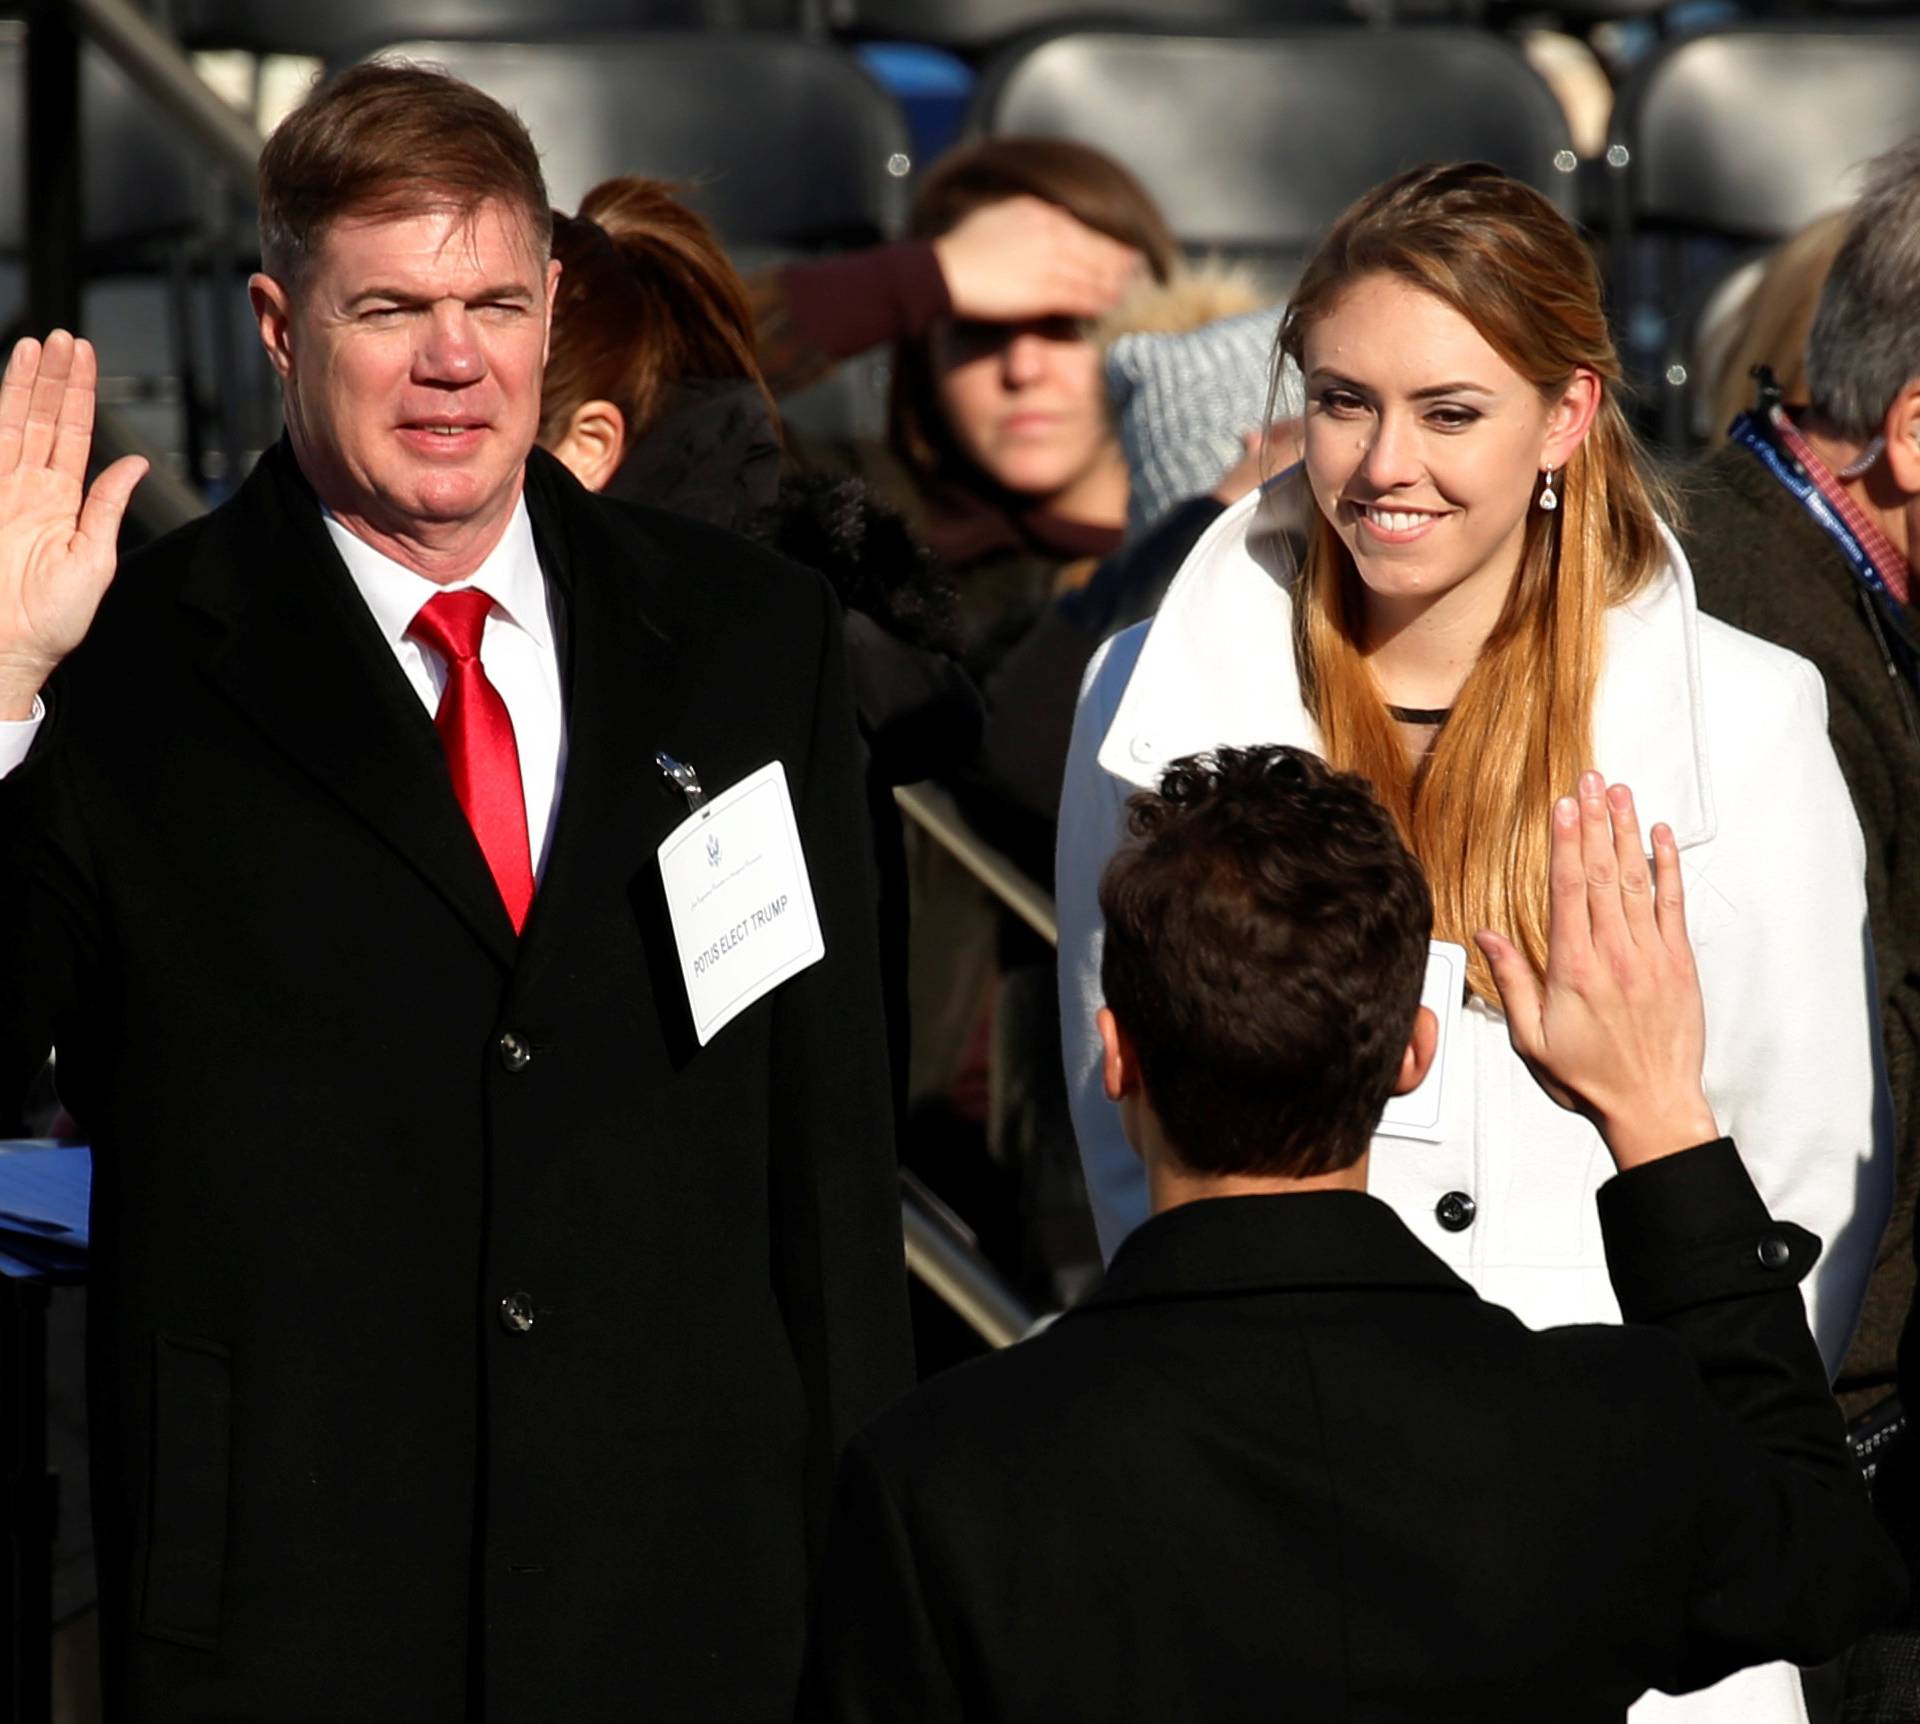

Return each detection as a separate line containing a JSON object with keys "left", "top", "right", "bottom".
{"left": 549, "top": 398, "right": 628, "bottom": 494}
{"left": 1540, "top": 366, "right": 1603, "bottom": 474}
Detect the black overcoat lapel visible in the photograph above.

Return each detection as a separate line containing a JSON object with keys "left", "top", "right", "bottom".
{"left": 176, "top": 440, "right": 520, "bottom": 970}
{"left": 509, "top": 450, "right": 692, "bottom": 1027}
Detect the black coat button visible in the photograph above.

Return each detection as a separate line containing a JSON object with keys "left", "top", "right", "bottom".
{"left": 1435, "top": 1191, "right": 1477, "bottom": 1232}
{"left": 1757, "top": 1235, "right": 1793, "bottom": 1270}
{"left": 497, "top": 1031, "right": 532, "bottom": 1073}
{"left": 499, "top": 1292, "right": 536, "bottom": 1333}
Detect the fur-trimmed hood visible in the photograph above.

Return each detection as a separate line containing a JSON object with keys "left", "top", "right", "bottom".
{"left": 1092, "top": 260, "right": 1270, "bottom": 349}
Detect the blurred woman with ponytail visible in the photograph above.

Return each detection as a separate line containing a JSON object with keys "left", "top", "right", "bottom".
{"left": 542, "top": 179, "right": 781, "bottom": 526}
{"left": 1059, "top": 167, "right": 1891, "bottom": 1724}
{"left": 540, "top": 178, "right": 980, "bottom": 1109}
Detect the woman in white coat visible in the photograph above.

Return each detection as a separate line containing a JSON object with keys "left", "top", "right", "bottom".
{"left": 1057, "top": 164, "right": 1893, "bottom": 1724}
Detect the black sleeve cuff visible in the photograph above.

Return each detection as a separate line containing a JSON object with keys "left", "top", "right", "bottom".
{"left": 1598, "top": 1138, "right": 1822, "bottom": 1322}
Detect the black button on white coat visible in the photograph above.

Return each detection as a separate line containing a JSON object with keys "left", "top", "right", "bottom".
{"left": 1435, "top": 1191, "right": 1477, "bottom": 1232}
{"left": 496, "top": 1030, "right": 532, "bottom": 1073}
{"left": 499, "top": 1292, "right": 536, "bottom": 1334}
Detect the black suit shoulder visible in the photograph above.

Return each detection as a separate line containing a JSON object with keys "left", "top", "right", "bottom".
{"left": 856, "top": 1282, "right": 1699, "bottom": 1483}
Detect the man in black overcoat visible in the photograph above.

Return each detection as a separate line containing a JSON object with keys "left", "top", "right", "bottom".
{"left": 0, "top": 63, "right": 910, "bottom": 1720}
{"left": 799, "top": 747, "right": 1905, "bottom": 1722}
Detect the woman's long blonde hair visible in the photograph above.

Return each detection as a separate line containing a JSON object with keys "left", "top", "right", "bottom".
{"left": 1277, "top": 164, "right": 1675, "bottom": 1001}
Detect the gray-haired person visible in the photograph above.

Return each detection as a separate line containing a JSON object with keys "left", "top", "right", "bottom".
{"left": 1681, "top": 131, "right": 1920, "bottom": 1720}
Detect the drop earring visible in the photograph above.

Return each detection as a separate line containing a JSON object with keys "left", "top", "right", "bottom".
{"left": 1538, "top": 466, "right": 1558, "bottom": 512}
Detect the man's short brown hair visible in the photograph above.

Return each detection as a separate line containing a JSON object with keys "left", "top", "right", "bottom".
{"left": 1099, "top": 745, "right": 1433, "bottom": 1179}
{"left": 258, "top": 60, "right": 552, "bottom": 283}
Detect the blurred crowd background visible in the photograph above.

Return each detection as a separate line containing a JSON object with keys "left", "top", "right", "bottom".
{"left": 29, "top": 1, "right": 1920, "bottom": 514}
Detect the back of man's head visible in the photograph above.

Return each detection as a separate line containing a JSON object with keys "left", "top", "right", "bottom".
{"left": 258, "top": 60, "right": 551, "bottom": 287}
{"left": 1098, "top": 745, "right": 1432, "bottom": 1179}
{"left": 1805, "top": 134, "right": 1920, "bottom": 441}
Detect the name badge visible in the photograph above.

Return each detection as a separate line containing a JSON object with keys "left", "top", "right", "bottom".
{"left": 1375, "top": 939, "right": 1466, "bottom": 1144}
{"left": 656, "top": 760, "right": 825, "bottom": 1046}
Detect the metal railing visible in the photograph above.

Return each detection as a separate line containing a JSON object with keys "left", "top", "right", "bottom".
{"left": 893, "top": 781, "right": 1057, "bottom": 948}
{"left": 73, "top": 0, "right": 261, "bottom": 183}
{"left": 891, "top": 786, "right": 1059, "bottom": 1347}
{"left": 900, "top": 1172, "right": 1041, "bottom": 1350}
{"left": 27, "top": 0, "right": 262, "bottom": 329}
{"left": 24, "top": 0, "right": 264, "bottom": 523}
{"left": 95, "top": 404, "right": 210, "bottom": 534}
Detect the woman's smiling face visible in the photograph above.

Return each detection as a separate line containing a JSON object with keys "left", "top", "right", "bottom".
{"left": 1300, "top": 272, "right": 1586, "bottom": 628}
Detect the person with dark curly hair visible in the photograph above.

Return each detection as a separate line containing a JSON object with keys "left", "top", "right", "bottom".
{"left": 799, "top": 746, "right": 1904, "bottom": 1723}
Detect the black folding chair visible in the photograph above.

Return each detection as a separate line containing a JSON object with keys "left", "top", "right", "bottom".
{"left": 1605, "top": 22, "right": 1920, "bottom": 445}
{"left": 970, "top": 25, "right": 1577, "bottom": 283}
{"left": 169, "top": 0, "right": 814, "bottom": 58}
{"left": 349, "top": 32, "right": 910, "bottom": 248}
{"left": 836, "top": 0, "right": 1367, "bottom": 55}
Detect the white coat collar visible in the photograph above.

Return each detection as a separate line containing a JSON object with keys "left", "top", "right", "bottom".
{"left": 1096, "top": 483, "right": 1716, "bottom": 849}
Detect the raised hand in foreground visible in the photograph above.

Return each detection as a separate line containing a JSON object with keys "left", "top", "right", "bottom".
{"left": 1477, "top": 771, "right": 1720, "bottom": 1171}
{"left": 0, "top": 331, "right": 147, "bottom": 720}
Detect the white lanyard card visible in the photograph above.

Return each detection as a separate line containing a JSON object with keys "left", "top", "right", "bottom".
{"left": 656, "top": 760, "right": 824, "bottom": 1046}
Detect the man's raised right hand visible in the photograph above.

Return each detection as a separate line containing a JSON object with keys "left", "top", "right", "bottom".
{"left": 0, "top": 331, "right": 147, "bottom": 721}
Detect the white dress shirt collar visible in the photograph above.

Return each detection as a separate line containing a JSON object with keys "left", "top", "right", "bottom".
{"left": 322, "top": 496, "right": 552, "bottom": 651}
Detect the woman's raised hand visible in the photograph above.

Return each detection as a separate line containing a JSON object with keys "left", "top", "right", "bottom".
{"left": 1476, "top": 773, "right": 1719, "bottom": 1171}
{"left": 932, "top": 195, "right": 1144, "bottom": 325}
{"left": 0, "top": 331, "right": 147, "bottom": 720}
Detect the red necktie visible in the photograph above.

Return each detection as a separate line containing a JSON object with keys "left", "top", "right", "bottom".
{"left": 408, "top": 590, "right": 535, "bottom": 934}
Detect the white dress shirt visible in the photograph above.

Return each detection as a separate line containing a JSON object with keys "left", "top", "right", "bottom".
{"left": 0, "top": 697, "right": 43, "bottom": 776}
{"left": 0, "top": 496, "right": 569, "bottom": 881}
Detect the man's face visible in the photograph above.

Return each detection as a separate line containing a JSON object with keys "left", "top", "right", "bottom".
{"left": 251, "top": 199, "right": 559, "bottom": 570}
